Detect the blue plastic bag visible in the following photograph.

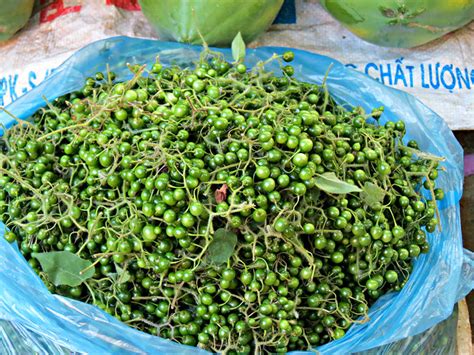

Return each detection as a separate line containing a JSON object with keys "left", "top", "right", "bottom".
{"left": 0, "top": 36, "right": 472, "bottom": 354}
{"left": 355, "top": 305, "right": 459, "bottom": 355}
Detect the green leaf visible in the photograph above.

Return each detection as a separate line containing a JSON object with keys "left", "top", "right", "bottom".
{"left": 361, "top": 182, "right": 386, "bottom": 206}
{"left": 314, "top": 172, "right": 362, "bottom": 194}
{"left": 110, "top": 264, "right": 131, "bottom": 284}
{"left": 206, "top": 228, "right": 237, "bottom": 265}
{"left": 231, "top": 32, "right": 246, "bottom": 62}
{"left": 32, "top": 251, "right": 95, "bottom": 287}
{"left": 116, "top": 265, "right": 131, "bottom": 284}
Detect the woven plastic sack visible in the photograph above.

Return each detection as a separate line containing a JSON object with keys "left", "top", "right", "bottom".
{"left": 0, "top": 36, "right": 472, "bottom": 354}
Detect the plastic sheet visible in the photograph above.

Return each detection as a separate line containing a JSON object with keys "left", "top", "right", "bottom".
{"left": 0, "top": 36, "right": 472, "bottom": 354}
{"left": 356, "top": 306, "right": 459, "bottom": 355}
{"left": 0, "top": 319, "right": 72, "bottom": 355}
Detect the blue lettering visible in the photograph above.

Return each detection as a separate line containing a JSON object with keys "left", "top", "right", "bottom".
{"left": 405, "top": 65, "right": 415, "bottom": 87}
{"left": 440, "top": 64, "right": 456, "bottom": 91}
{"left": 428, "top": 63, "right": 440, "bottom": 89}
{"left": 455, "top": 68, "right": 471, "bottom": 90}
{"left": 379, "top": 64, "right": 393, "bottom": 85}
{"left": 0, "top": 78, "right": 6, "bottom": 106}
{"left": 364, "top": 63, "right": 379, "bottom": 81}
{"left": 45, "top": 67, "right": 57, "bottom": 78}
{"left": 394, "top": 63, "right": 408, "bottom": 87}
{"left": 28, "top": 71, "right": 37, "bottom": 89}
{"left": 420, "top": 64, "right": 430, "bottom": 89}
{"left": 8, "top": 74, "right": 18, "bottom": 102}
{"left": 345, "top": 63, "right": 357, "bottom": 69}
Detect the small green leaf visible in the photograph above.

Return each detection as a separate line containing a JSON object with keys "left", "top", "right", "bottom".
{"left": 116, "top": 266, "right": 131, "bottom": 284}
{"left": 108, "top": 264, "right": 131, "bottom": 284}
{"left": 231, "top": 32, "right": 246, "bottom": 62}
{"left": 361, "top": 182, "right": 386, "bottom": 206}
{"left": 314, "top": 172, "right": 362, "bottom": 194}
{"left": 32, "top": 251, "right": 95, "bottom": 287}
{"left": 206, "top": 228, "right": 237, "bottom": 265}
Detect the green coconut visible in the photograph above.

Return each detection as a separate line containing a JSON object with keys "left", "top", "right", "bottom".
{"left": 0, "top": 0, "right": 34, "bottom": 42}
{"left": 320, "top": 0, "right": 474, "bottom": 48}
{"left": 139, "top": 0, "right": 284, "bottom": 47}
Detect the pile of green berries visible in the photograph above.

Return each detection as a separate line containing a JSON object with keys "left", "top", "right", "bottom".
{"left": 0, "top": 50, "right": 443, "bottom": 353}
